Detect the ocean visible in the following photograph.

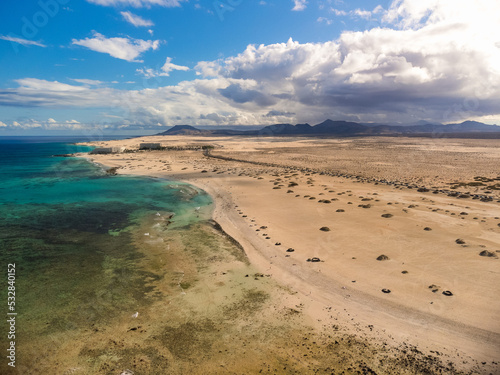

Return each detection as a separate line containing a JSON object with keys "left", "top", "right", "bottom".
{"left": 0, "top": 137, "right": 213, "bottom": 374}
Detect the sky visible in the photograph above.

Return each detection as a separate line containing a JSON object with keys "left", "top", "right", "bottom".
{"left": 0, "top": 0, "right": 499, "bottom": 135}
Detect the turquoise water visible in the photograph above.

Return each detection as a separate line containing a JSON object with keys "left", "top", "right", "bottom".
{"left": 0, "top": 137, "right": 212, "bottom": 373}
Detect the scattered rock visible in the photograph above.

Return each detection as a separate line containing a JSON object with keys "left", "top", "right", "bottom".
{"left": 401, "top": 270, "right": 408, "bottom": 274}
{"left": 479, "top": 250, "right": 498, "bottom": 258}
{"left": 275, "top": 242, "right": 281, "bottom": 246}
{"left": 424, "top": 227, "right": 432, "bottom": 231}
{"left": 319, "top": 226, "right": 330, "bottom": 232}
{"left": 286, "top": 248, "right": 295, "bottom": 252}
{"left": 376, "top": 254, "right": 390, "bottom": 261}
{"left": 106, "top": 167, "right": 119, "bottom": 175}
{"left": 381, "top": 213, "right": 393, "bottom": 218}
{"left": 336, "top": 209, "right": 345, "bottom": 212}
{"left": 455, "top": 238, "right": 466, "bottom": 244}
{"left": 442, "top": 290, "right": 453, "bottom": 296}
{"left": 381, "top": 289, "right": 391, "bottom": 293}
{"left": 428, "top": 284, "right": 439, "bottom": 293}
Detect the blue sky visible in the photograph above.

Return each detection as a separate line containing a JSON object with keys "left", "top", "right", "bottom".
{"left": 0, "top": 0, "right": 499, "bottom": 135}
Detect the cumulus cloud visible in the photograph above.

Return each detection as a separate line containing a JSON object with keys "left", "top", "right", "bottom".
{"left": 1, "top": 0, "right": 500, "bottom": 129}
{"left": 0, "top": 121, "right": 7, "bottom": 127}
{"left": 72, "top": 32, "right": 160, "bottom": 62}
{"left": 136, "top": 57, "right": 189, "bottom": 77}
{"left": 218, "top": 83, "right": 277, "bottom": 106}
{"left": 87, "top": 0, "right": 185, "bottom": 7}
{"left": 121, "top": 11, "right": 154, "bottom": 27}
{"left": 0, "top": 35, "right": 46, "bottom": 47}
{"left": 292, "top": 0, "right": 307, "bottom": 11}
{"left": 161, "top": 57, "right": 189, "bottom": 74}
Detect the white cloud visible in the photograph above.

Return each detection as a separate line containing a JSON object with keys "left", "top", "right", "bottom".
{"left": 292, "top": 0, "right": 307, "bottom": 11}
{"left": 16, "top": 78, "right": 89, "bottom": 92}
{"left": 353, "top": 9, "right": 372, "bottom": 19}
{"left": 72, "top": 32, "right": 160, "bottom": 62}
{"left": 136, "top": 57, "right": 189, "bottom": 77}
{"left": 135, "top": 68, "right": 159, "bottom": 78}
{"left": 2, "top": 0, "right": 500, "bottom": 128}
{"left": 330, "top": 5, "right": 383, "bottom": 19}
{"left": 161, "top": 57, "right": 189, "bottom": 74}
{"left": 121, "top": 11, "right": 154, "bottom": 27}
{"left": 71, "top": 78, "right": 104, "bottom": 86}
{"left": 317, "top": 17, "right": 333, "bottom": 25}
{"left": 86, "top": 0, "right": 185, "bottom": 7}
{"left": 0, "top": 35, "right": 46, "bottom": 47}
{"left": 1, "top": 118, "right": 86, "bottom": 131}
{"left": 330, "top": 8, "right": 347, "bottom": 16}
{"left": 0, "top": 121, "right": 7, "bottom": 127}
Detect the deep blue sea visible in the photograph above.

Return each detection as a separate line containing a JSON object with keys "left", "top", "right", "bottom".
{"left": 0, "top": 136, "right": 212, "bottom": 373}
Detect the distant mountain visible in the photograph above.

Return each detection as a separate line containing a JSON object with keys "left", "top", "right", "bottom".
{"left": 156, "top": 120, "right": 500, "bottom": 138}
{"left": 157, "top": 125, "right": 207, "bottom": 135}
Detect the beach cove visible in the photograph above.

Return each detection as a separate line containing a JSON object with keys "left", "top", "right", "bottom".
{"left": 0, "top": 137, "right": 443, "bottom": 374}
{"left": 76, "top": 135, "right": 500, "bottom": 374}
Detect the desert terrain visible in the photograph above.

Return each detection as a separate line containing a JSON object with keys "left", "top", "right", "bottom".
{"left": 77, "top": 135, "right": 500, "bottom": 374}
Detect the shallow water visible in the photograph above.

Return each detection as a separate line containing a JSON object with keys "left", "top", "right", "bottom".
{"left": 0, "top": 137, "right": 212, "bottom": 374}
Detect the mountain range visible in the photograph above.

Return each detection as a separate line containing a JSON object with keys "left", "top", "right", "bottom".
{"left": 157, "top": 120, "right": 500, "bottom": 137}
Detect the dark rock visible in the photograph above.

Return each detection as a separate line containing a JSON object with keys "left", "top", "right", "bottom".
{"left": 479, "top": 250, "right": 497, "bottom": 258}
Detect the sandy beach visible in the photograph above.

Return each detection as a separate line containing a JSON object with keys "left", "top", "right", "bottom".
{"left": 79, "top": 135, "right": 500, "bottom": 374}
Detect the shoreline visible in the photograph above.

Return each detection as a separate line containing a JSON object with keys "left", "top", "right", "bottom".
{"left": 76, "top": 135, "right": 500, "bottom": 374}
